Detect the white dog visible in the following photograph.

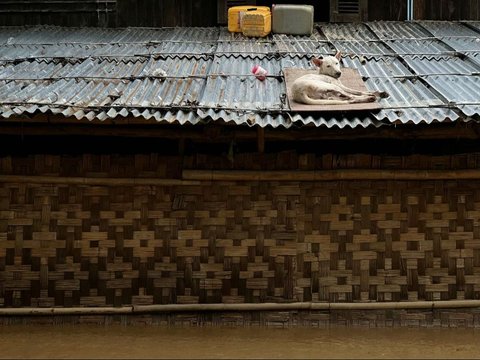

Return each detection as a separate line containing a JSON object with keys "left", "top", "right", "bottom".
{"left": 292, "top": 52, "right": 387, "bottom": 105}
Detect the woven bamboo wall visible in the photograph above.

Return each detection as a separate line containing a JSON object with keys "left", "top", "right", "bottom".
{"left": 1, "top": 153, "right": 480, "bottom": 307}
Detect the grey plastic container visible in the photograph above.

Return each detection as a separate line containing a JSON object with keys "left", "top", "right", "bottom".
{"left": 272, "top": 4, "right": 314, "bottom": 36}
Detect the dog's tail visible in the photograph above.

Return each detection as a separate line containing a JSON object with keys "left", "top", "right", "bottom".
{"left": 294, "top": 93, "right": 376, "bottom": 105}
{"left": 295, "top": 93, "right": 354, "bottom": 105}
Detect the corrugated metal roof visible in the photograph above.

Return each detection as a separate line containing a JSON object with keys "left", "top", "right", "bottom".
{"left": 319, "top": 23, "right": 377, "bottom": 41}
{"left": 196, "top": 109, "right": 383, "bottom": 129}
{"left": 467, "top": 21, "right": 480, "bottom": 34}
{"left": 0, "top": 22, "right": 479, "bottom": 129}
{"left": 367, "top": 21, "right": 432, "bottom": 39}
{"left": 341, "top": 57, "right": 412, "bottom": 77}
{"left": 209, "top": 56, "right": 282, "bottom": 77}
{"left": 419, "top": 21, "right": 480, "bottom": 37}
{"left": 331, "top": 40, "right": 391, "bottom": 56}
{"left": 384, "top": 39, "right": 454, "bottom": 55}
{"left": 416, "top": 21, "right": 480, "bottom": 53}
{"left": 215, "top": 40, "right": 277, "bottom": 58}
{"left": 201, "top": 76, "right": 286, "bottom": 111}
{"left": 420, "top": 75, "right": 480, "bottom": 117}
{"left": 0, "top": 57, "right": 212, "bottom": 80}
{"left": 366, "top": 77, "right": 459, "bottom": 123}
{"left": 275, "top": 38, "right": 333, "bottom": 56}
{"left": 0, "top": 43, "right": 166, "bottom": 60}
{"left": 439, "top": 37, "right": 480, "bottom": 52}
{"left": 402, "top": 55, "right": 479, "bottom": 75}
{"left": 470, "top": 52, "right": 480, "bottom": 67}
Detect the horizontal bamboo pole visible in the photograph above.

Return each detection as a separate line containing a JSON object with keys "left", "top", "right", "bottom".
{"left": 133, "top": 302, "right": 321, "bottom": 313}
{"left": 0, "top": 307, "right": 132, "bottom": 316}
{"left": 2, "top": 169, "right": 480, "bottom": 187}
{"left": 2, "top": 300, "right": 480, "bottom": 316}
{"left": 183, "top": 169, "right": 480, "bottom": 181}
{"left": 0, "top": 175, "right": 200, "bottom": 186}
{"left": 329, "top": 302, "right": 435, "bottom": 310}
{"left": 133, "top": 300, "right": 480, "bottom": 312}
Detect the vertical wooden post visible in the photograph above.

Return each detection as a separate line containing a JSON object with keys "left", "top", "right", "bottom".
{"left": 178, "top": 138, "right": 185, "bottom": 156}
{"left": 257, "top": 127, "right": 265, "bottom": 153}
{"left": 413, "top": 0, "right": 426, "bottom": 19}
{"left": 217, "top": 0, "right": 226, "bottom": 24}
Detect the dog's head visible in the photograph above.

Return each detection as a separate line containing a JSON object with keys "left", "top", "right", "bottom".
{"left": 312, "top": 51, "right": 342, "bottom": 78}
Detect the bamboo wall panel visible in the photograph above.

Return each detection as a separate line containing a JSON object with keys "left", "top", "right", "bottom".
{"left": 298, "top": 181, "right": 480, "bottom": 303}
{"left": 1, "top": 178, "right": 480, "bottom": 307}
{"left": 1, "top": 153, "right": 480, "bottom": 307}
{"left": 0, "top": 181, "right": 297, "bottom": 307}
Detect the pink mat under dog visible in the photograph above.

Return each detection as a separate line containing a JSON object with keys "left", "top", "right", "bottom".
{"left": 284, "top": 67, "right": 382, "bottom": 112}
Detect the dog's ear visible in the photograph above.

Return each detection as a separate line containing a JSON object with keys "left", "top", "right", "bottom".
{"left": 312, "top": 58, "right": 323, "bottom": 67}
{"left": 335, "top": 51, "right": 342, "bottom": 60}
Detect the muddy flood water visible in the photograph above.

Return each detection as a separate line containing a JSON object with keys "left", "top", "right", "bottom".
{"left": 1, "top": 325, "right": 479, "bottom": 359}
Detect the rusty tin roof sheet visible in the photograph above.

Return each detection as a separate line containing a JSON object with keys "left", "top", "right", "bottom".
{"left": 0, "top": 21, "right": 479, "bottom": 128}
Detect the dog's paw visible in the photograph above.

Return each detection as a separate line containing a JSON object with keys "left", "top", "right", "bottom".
{"left": 378, "top": 91, "right": 389, "bottom": 98}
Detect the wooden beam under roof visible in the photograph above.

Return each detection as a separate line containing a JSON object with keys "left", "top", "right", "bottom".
{"left": 1, "top": 117, "right": 480, "bottom": 142}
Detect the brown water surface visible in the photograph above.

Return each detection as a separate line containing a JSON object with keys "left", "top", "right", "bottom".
{"left": 0, "top": 325, "right": 479, "bottom": 359}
